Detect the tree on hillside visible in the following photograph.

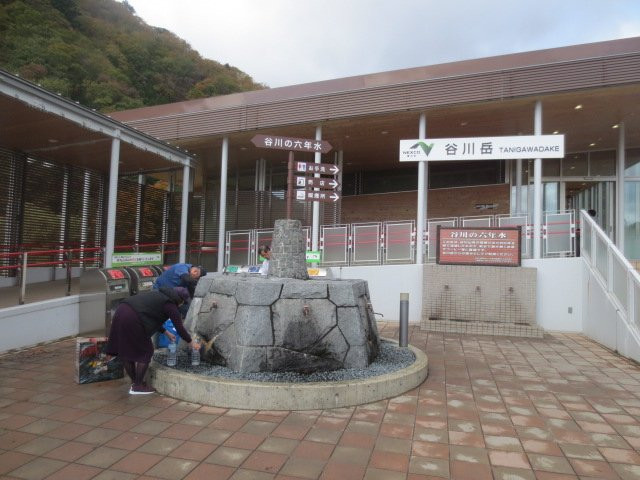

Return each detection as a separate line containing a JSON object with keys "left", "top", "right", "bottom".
{"left": 0, "top": 0, "right": 265, "bottom": 112}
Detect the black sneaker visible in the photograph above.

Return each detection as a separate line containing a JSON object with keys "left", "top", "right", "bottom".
{"left": 129, "top": 384, "right": 156, "bottom": 395}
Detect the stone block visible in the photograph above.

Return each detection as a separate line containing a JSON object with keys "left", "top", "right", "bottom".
{"left": 267, "top": 347, "right": 342, "bottom": 373}
{"left": 337, "top": 306, "right": 367, "bottom": 346}
{"left": 191, "top": 294, "right": 237, "bottom": 339}
{"left": 329, "top": 280, "right": 367, "bottom": 306}
{"left": 281, "top": 280, "right": 328, "bottom": 299}
{"left": 210, "top": 276, "right": 239, "bottom": 296}
{"left": 194, "top": 277, "right": 213, "bottom": 298}
{"left": 310, "top": 326, "right": 349, "bottom": 364}
{"left": 272, "top": 298, "right": 336, "bottom": 350}
{"left": 233, "top": 346, "right": 268, "bottom": 373}
{"left": 236, "top": 305, "right": 273, "bottom": 346}
{"left": 235, "top": 280, "right": 282, "bottom": 305}
{"left": 343, "top": 345, "right": 369, "bottom": 369}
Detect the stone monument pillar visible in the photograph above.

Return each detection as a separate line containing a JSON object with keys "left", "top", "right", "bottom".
{"left": 269, "top": 219, "right": 309, "bottom": 280}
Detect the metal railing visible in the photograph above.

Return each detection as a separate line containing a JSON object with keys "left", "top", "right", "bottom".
{"left": 580, "top": 209, "right": 640, "bottom": 350}
{"left": 224, "top": 212, "right": 578, "bottom": 267}
{"left": 0, "top": 241, "right": 218, "bottom": 305}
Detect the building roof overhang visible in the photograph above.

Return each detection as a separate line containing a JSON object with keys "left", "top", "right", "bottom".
{"left": 0, "top": 69, "right": 194, "bottom": 176}
{"left": 110, "top": 37, "right": 640, "bottom": 175}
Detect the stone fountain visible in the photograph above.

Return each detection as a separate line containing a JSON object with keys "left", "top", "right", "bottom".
{"left": 150, "top": 219, "right": 428, "bottom": 410}
{"left": 183, "top": 219, "right": 380, "bottom": 373}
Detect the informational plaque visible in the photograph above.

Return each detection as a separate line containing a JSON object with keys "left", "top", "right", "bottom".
{"left": 436, "top": 226, "right": 521, "bottom": 267}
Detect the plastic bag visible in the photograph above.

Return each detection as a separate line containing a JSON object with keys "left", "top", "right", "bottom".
{"left": 75, "top": 337, "right": 124, "bottom": 384}
{"left": 156, "top": 319, "right": 181, "bottom": 347}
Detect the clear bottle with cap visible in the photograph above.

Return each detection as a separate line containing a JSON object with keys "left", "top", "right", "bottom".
{"left": 167, "top": 339, "right": 177, "bottom": 367}
{"left": 191, "top": 337, "right": 201, "bottom": 366}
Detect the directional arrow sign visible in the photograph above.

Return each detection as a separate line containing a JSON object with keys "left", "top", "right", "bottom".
{"left": 251, "top": 134, "right": 332, "bottom": 154}
{"left": 295, "top": 176, "right": 339, "bottom": 190}
{"left": 296, "top": 190, "right": 341, "bottom": 203}
{"left": 295, "top": 161, "right": 340, "bottom": 175}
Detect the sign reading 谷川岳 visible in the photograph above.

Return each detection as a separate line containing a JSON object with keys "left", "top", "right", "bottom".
{"left": 399, "top": 135, "right": 564, "bottom": 161}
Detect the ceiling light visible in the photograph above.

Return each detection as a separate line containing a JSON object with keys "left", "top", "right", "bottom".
{"left": 460, "top": 121, "right": 468, "bottom": 126}
{"left": 48, "top": 138, "right": 58, "bottom": 144}
{"left": 574, "top": 104, "right": 583, "bottom": 110}
{"left": 240, "top": 147, "right": 247, "bottom": 151}
{"left": 612, "top": 124, "right": 619, "bottom": 129}
{"left": 552, "top": 130, "right": 559, "bottom": 135}
{"left": 589, "top": 143, "right": 596, "bottom": 147}
{"left": 381, "top": 131, "right": 388, "bottom": 135}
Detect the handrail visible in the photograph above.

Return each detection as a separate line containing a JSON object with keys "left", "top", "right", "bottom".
{"left": 0, "top": 241, "right": 218, "bottom": 304}
{"left": 580, "top": 209, "right": 640, "bottom": 352}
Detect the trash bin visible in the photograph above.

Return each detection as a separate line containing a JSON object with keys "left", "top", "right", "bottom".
{"left": 125, "top": 266, "right": 159, "bottom": 295}
{"left": 79, "top": 268, "right": 131, "bottom": 336}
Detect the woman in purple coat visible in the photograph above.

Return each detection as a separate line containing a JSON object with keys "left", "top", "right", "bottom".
{"left": 106, "top": 286, "right": 195, "bottom": 394}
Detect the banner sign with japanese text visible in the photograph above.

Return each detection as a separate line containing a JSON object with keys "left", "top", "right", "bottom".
{"left": 251, "top": 134, "right": 332, "bottom": 154}
{"left": 399, "top": 135, "right": 564, "bottom": 161}
{"left": 111, "top": 252, "right": 162, "bottom": 267}
{"left": 436, "top": 226, "right": 521, "bottom": 267}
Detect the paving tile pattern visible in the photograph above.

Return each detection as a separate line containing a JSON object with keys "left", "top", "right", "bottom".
{"left": 1, "top": 322, "right": 640, "bottom": 479}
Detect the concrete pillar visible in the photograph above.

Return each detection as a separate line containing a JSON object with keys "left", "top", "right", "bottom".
{"left": 217, "top": 137, "right": 229, "bottom": 271}
{"left": 416, "top": 113, "right": 427, "bottom": 264}
{"left": 104, "top": 133, "right": 120, "bottom": 268}
{"left": 179, "top": 163, "right": 190, "bottom": 263}
{"left": 533, "top": 101, "right": 542, "bottom": 259}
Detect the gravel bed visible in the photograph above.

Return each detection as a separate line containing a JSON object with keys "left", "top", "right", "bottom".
{"left": 153, "top": 340, "right": 415, "bottom": 383}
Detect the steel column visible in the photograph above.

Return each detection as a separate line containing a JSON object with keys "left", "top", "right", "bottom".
{"left": 104, "top": 133, "right": 120, "bottom": 268}
{"left": 179, "top": 163, "right": 190, "bottom": 263}
{"left": 416, "top": 113, "right": 427, "bottom": 264}
{"left": 616, "top": 123, "right": 625, "bottom": 251}
{"left": 217, "top": 137, "right": 229, "bottom": 271}
{"left": 533, "top": 101, "right": 542, "bottom": 259}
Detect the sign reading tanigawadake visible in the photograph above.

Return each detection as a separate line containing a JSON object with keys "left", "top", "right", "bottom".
{"left": 399, "top": 135, "right": 564, "bottom": 161}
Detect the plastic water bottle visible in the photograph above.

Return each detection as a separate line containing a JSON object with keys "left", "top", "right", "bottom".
{"left": 191, "top": 339, "right": 201, "bottom": 366}
{"left": 167, "top": 340, "right": 177, "bottom": 367}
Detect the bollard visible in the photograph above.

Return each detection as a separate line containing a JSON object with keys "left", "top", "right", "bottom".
{"left": 399, "top": 292, "right": 409, "bottom": 347}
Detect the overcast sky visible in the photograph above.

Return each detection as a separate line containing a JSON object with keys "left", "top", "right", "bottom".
{"left": 124, "top": 0, "right": 640, "bottom": 88}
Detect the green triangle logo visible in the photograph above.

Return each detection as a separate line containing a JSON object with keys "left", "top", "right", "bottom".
{"left": 410, "top": 141, "right": 434, "bottom": 155}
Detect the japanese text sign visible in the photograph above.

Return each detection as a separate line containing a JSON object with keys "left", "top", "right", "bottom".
{"left": 296, "top": 190, "right": 341, "bottom": 203}
{"left": 399, "top": 135, "right": 564, "bottom": 161}
{"left": 295, "top": 176, "right": 339, "bottom": 189}
{"left": 436, "top": 226, "right": 521, "bottom": 267}
{"left": 111, "top": 252, "right": 162, "bottom": 267}
{"left": 251, "top": 134, "right": 332, "bottom": 153}
{"left": 295, "top": 161, "right": 340, "bottom": 175}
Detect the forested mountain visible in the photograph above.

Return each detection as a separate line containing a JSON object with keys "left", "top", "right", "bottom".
{"left": 0, "top": 0, "right": 266, "bottom": 112}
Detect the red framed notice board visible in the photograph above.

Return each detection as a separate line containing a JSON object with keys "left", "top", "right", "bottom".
{"left": 436, "top": 226, "right": 522, "bottom": 267}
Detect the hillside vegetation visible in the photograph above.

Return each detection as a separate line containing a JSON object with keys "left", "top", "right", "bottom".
{"left": 0, "top": 0, "right": 266, "bottom": 112}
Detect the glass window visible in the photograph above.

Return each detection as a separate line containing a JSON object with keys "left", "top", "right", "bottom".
{"left": 543, "top": 182, "right": 558, "bottom": 213}
{"left": 589, "top": 150, "right": 615, "bottom": 176}
{"left": 625, "top": 148, "right": 640, "bottom": 177}
{"left": 624, "top": 181, "right": 640, "bottom": 260}
{"left": 562, "top": 153, "right": 588, "bottom": 176}
{"left": 542, "top": 159, "right": 560, "bottom": 177}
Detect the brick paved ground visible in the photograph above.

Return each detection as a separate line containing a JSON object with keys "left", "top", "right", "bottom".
{"left": 1, "top": 322, "right": 640, "bottom": 479}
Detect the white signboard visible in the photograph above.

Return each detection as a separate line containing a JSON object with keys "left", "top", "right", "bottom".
{"left": 111, "top": 252, "right": 162, "bottom": 267}
{"left": 399, "top": 135, "right": 564, "bottom": 161}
